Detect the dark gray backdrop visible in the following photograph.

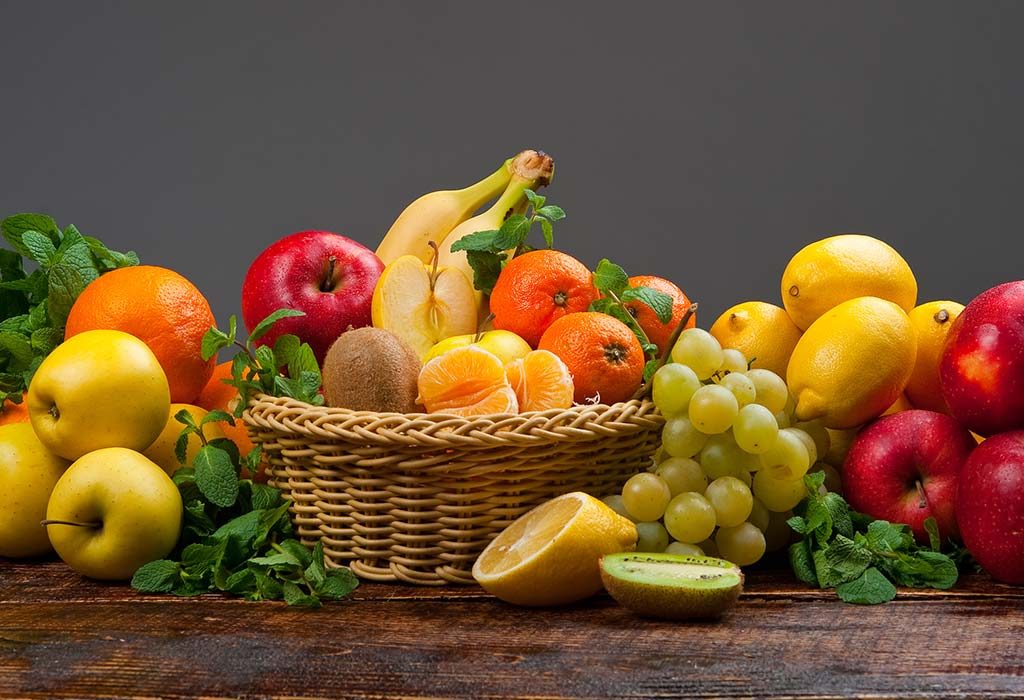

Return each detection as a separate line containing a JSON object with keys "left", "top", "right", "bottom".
{"left": 2, "top": 1, "right": 1022, "bottom": 326}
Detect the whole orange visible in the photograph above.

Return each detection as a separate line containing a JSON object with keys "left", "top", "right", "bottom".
{"left": 64, "top": 265, "right": 216, "bottom": 404}
{"left": 625, "top": 275, "right": 696, "bottom": 353}
{"left": 538, "top": 312, "right": 645, "bottom": 405}
{"left": 490, "top": 250, "right": 599, "bottom": 347}
{"left": 197, "top": 360, "right": 261, "bottom": 479}
{"left": 0, "top": 394, "right": 29, "bottom": 426}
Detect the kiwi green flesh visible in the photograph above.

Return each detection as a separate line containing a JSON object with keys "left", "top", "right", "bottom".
{"left": 600, "top": 553, "right": 743, "bottom": 620}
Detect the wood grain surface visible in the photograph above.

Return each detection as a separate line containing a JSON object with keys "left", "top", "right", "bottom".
{"left": 1, "top": 559, "right": 1022, "bottom": 699}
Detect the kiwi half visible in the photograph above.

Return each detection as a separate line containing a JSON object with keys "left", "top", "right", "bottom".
{"left": 600, "top": 553, "right": 743, "bottom": 620}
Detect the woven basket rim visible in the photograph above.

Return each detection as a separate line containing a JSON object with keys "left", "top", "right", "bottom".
{"left": 244, "top": 393, "right": 664, "bottom": 448}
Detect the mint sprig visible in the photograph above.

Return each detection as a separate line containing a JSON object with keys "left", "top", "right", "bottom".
{"left": 0, "top": 213, "right": 138, "bottom": 404}
{"left": 132, "top": 406, "right": 358, "bottom": 607}
{"left": 788, "top": 472, "right": 963, "bottom": 604}
{"left": 449, "top": 189, "right": 565, "bottom": 295}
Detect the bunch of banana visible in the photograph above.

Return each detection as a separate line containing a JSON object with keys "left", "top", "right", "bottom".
{"left": 376, "top": 150, "right": 554, "bottom": 269}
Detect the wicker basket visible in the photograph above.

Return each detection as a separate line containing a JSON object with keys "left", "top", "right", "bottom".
{"left": 243, "top": 394, "right": 665, "bottom": 585}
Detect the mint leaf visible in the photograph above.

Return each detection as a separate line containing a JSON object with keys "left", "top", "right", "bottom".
{"left": 1, "top": 214, "right": 60, "bottom": 258}
{"left": 786, "top": 515, "right": 809, "bottom": 535}
{"left": 202, "top": 325, "right": 233, "bottom": 362}
{"left": 193, "top": 445, "right": 239, "bottom": 508}
{"left": 0, "top": 331, "right": 33, "bottom": 369}
{"left": 535, "top": 204, "right": 566, "bottom": 222}
{"left": 592, "top": 259, "right": 629, "bottom": 296}
{"left": 304, "top": 542, "right": 327, "bottom": 587}
{"left": 317, "top": 568, "right": 360, "bottom": 600}
{"left": 621, "top": 286, "right": 674, "bottom": 324}
{"left": 449, "top": 229, "right": 500, "bottom": 253}
{"left": 282, "top": 580, "right": 321, "bottom": 608}
{"left": 914, "top": 550, "right": 958, "bottom": 589}
{"left": 465, "top": 250, "right": 504, "bottom": 296}
{"left": 789, "top": 540, "right": 818, "bottom": 585}
{"left": 272, "top": 334, "right": 300, "bottom": 370}
{"left": 131, "top": 560, "right": 182, "bottom": 593}
{"left": 823, "top": 535, "right": 873, "bottom": 583}
{"left": 492, "top": 215, "right": 531, "bottom": 251}
{"left": 836, "top": 567, "right": 897, "bottom": 605}
{"left": 539, "top": 218, "right": 554, "bottom": 248}
{"left": 201, "top": 409, "right": 235, "bottom": 427}
{"left": 642, "top": 359, "right": 661, "bottom": 383}
{"left": 523, "top": 188, "right": 545, "bottom": 209}
{"left": 46, "top": 235, "right": 100, "bottom": 325}
{"left": 21, "top": 231, "right": 57, "bottom": 267}
{"left": 924, "top": 516, "right": 942, "bottom": 552}
{"left": 249, "top": 309, "right": 304, "bottom": 343}
{"left": 287, "top": 343, "right": 319, "bottom": 381}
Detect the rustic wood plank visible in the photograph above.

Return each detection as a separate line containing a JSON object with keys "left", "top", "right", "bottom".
{"left": 1, "top": 561, "right": 1023, "bottom": 699}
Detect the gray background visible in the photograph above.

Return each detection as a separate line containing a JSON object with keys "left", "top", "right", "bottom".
{"left": 1, "top": 1, "right": 1021, "bottom": 326}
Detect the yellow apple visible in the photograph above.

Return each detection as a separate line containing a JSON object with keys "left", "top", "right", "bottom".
{"left": 371, "top": 254, "right": 478, "bottom": 359}
{"left": 0, "top": 423, "right": 70, "bottom": 557}
{"left": 143, "top": 403, "right": 225, "bottom": 475}
{"left": 45, "top": 447, "right": 182, "bottom": 580}
{"left": 423, "top": 329, "right": 532, "bottom": 365}
{"left": 29, "top": 329, "right": 171, "bottom": 461}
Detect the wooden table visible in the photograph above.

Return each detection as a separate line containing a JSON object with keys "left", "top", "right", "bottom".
{"left": 0, "top": 560, "right": 1022, "bottom": 699}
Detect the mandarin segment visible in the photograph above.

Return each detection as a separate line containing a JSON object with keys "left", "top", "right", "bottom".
{"left": 64, "top": 265, "right": 216, "bottom": 403}
{"left": 506, "top": 349, "right": 574, "bottom": 412}
{"left": 417, "top": 345, "right": 519, "bottom": 416}
{"left": 489, "top": 249, "right": 599, "bottom": 347}
{"left": 538, "top": 312, "right": 645, "bottom": 405}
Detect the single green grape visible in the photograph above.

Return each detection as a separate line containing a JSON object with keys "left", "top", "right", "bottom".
{"left": 753, "top": 470, "right": 806, "bottom": 512}
{"left": 699, "top": 433, "right": 747, "bottom": 480}
{"left": 663, "top": 492, "right": 717, "bottom": 544}
{"left": 688, "top": 384, "right": 739, "bottom": 434}
{"left": 665, "top": 541, "right": 705, "bottom": 557}
{"left": 662, "top": 417, "right": 709, "bottom": 458}
{"left": 655, "top": 457, "right": 708, "bottom": 496}
{"left": 601, "top": 494, "right": 635, "bottom": 522}
{"left": 652, "top": 363, "right": 702, "bottom": 417}
{"left": 635, "top": 521, "right": 670, "bottom": 552}
{"left": 704, "top": 476, "right": 754, "bottom": 527}
{"left": 718, "top": 348, "right": 749, "bottom": 375}
{"left": 621, "top": 472, "right": 672, "bottom": 522}
{"left": 794, "top": 420, "right": 831, "bottom": 461}
{"left": 747, "top": 497, "right": 771, "bottom": 533}
{"left": 720, "top": 372, "right": 757, "bottom": 406}
{"left": 671, "top": 328, "right": 723, "bottom": 380}
{"left": 758, "top": 429, "right": 810, "bottom": 481}
{"left": 784, "top": 427, "right": 818, "bottom": 465}
{"left": 732, "top": 403, "right": 780, "bottom": 455}
{"left": 747, "top": 368, "right": 789, "bottom": 414}
{"left": 716, "top": 522, "right": 767, "bottom": 566}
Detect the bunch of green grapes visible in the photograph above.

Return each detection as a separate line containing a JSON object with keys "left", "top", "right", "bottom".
{"left": 603, "top": 328, "right": 841, "bottom": 567}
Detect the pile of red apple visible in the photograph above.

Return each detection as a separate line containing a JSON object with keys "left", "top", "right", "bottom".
{"left": 843, "top": 281, "right": 1024, "bottom": 584}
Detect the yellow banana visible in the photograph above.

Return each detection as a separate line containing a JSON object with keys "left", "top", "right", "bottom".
{"left": 375, "top": 156, "right": 514, "bottom": 266}
{"left": 436, "top": 150, "right": 555, "bottom": 290}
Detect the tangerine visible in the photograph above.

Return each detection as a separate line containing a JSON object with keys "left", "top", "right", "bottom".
{"left": 625, "top": 275, "right": 695, "bottom": 353}
{"left": 538, "top": 312, "right": 645, "bottom": 405}
{"left": 489, "top": 250, "right": 599, "bottom": 347}
{"left": 64, "top": 265, "right": 216, "bottom": 403}
{"left": 0, "top": 394, "right": 29, "bottom": 426}
{"left": 506, "top": 350, "right": 574, "bottom": 412}
{"left": 417, "top": 345, "right": 518, "bottom": 416}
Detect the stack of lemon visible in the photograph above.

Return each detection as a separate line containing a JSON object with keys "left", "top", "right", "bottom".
{"left": 710, "top": 235, "right": 964, "bottom": 440}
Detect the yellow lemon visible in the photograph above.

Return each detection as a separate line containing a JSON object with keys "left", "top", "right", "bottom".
{"left": 787, "top": 296, "right": 916, "bottom": 429}
{"left": 423, "top": 329, "right": 531, "bottom": 366}
{"left": 143, "top": 403, "right": 226, "bottom": 475}
{"left": 882, "top": 393, "right": 914, "bottom": 416}
{"left": 905, "top": 300, "right": 965, "bottom": 412}
{"left": 781, "top": 234, "right": 917, "bottom": 331}
{"left": 709, "top": 301, "right": 802, "bottom": 377}
{"left": 472, "top": 492, "right": 638, "bottom": 606}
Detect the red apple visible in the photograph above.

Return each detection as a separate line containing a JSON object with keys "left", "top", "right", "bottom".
{"left": 241, "top": 230, "right": 383, "bottom": 362}
{"left": 939, "top": 281, "right": 1024, "bottom": 436}
{"left": 957, "top": 430, "right": 1024, "bottom": 584}
{"left": 842, "top": 410, "right": 974, "bottom": 542}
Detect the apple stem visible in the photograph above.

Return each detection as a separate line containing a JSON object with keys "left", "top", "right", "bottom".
{"left": 40, "top": 519, "right": 102, "bottom": 529}
{"left": 427, "top": 241, "right": 441, "bottom": 293}
{"left": 475, "top": 313, "right": 495, "bottom": 342}
{"left": 915, "top": 479, "right": 929, "bottom": 510}
{"left": 320, "top": 256, "right": 338, "bottom": 293}
{"left": 631, "top": 302, "right": 699, "bottom": 401}
{"left": 49, "top": 403, "right": 60, "bottom": 420}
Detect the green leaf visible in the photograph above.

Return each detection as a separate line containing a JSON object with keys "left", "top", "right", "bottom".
{"left": 539, "top": 218, "right": 554, "bottom": 248}
{"left": 823, "top": 535, "right": 873, "bottom": 584}
{"left": 174, "top": 408, "right": 199, "bottom": 430}
{"left": 249, "top": 550, "right": 302, "bottom": 569}
{"left": 822, "top": 492, "right": 853, "bottom": 539}
{"left": 0, "top": 331, "right": 33, "bottom": 370}
{"left": 21, "top": 231, "right": 57, "bottom": 266}
{"left": 535, "top": 205, "right": 566, "bottom": 222}
{"left": 173, "top": 431, "right": 190, "bottom": 467}
{"left": 201, "top": 409, "right": 235, "bottom": 427}
{"left": 249, "top": 309, "right": 305, "bottom": 344}
{"left": 193, "top": 445, "right": 240, "bottom": 508}
{"left": 913, "top": 550, "right": 959, "bottom": 589}
{"left": 272, "top": 334, "right": 301, "bottom": 370}
{"left": 252, "top": 568, "right": 284, "bottom": 600}
{"left": 287, "top": 344, "right": 319, "bottom": 383}
{"left": 621, "top": 286, "right": 674, "bottom": 324}
{"left": 523, "top": 188, "right": 545, "bottom": 210}
{"left": 45, "top": 235, "right": 100, "bottom": 326}
{"left": 803, "top": 471, "right": 827, "bottom": 494}
{"left": 592, "top": 259, "right": 629, "bottom": 296}
{"left": 29, "top": 327, "right": 62, "bottom": 355}
{"left": 201, "top": 326, "right": 232, "bottom": 362}
{"left": 250, "top": 482, "right": 279, "bottom": 511}
{"left": 223, "top": 567, "right": 257, "bottom": 596}
{"left": 1, "top": 214, "right": 60, "bottom": 258}
{"left": 836, "top": 567, "right": 897, "bottom": 605}
{"left": 491, "top": 214, "right": 531, "bottom": 250}
{"left": 865, "top": 520, "right": 911, "bottom": 552}
{"left": 642, "top": 359, "right": 661, "bottom": 383}
{"left": 182, "top": 499, "right": 216, "bottom": 539}
{"left": 316, "top": 568, "right": 359, "bottom": 600}
{"left": 131, "top": 560, "right": 181, "bottom": 593}
{"left": 789, "top": 540, "right": 819, "bottom": 586}
{"left": 786, "top": 515, "right": 809, "bottom": 535}
{"left": 304, "top": 541, "right": 327, "bottom": 587}
{"left": 924, "top": 517, "right": 942, "bottom": 552}
{"left": 448, "top": 229, "right": 500, "bottom": 254}
{"left": 277, "top": 539, "right": 313, "bottom": 568}
{"left": 282, "top": 580, "right": 321, "bottom": 608}
{"left": 465, "top": 250, "right": 505, "bottom": 296}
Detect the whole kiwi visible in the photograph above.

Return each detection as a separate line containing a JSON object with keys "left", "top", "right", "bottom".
{"left": 321, "top": 327, "right": 421, "bottom": 413}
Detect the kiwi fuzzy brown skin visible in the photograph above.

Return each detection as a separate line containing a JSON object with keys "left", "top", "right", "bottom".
{"left": 600, "top": 553, "right": 744, "bottom": 620}
{"left": 321, "top": 327, "right": 422, "bottom": 413}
